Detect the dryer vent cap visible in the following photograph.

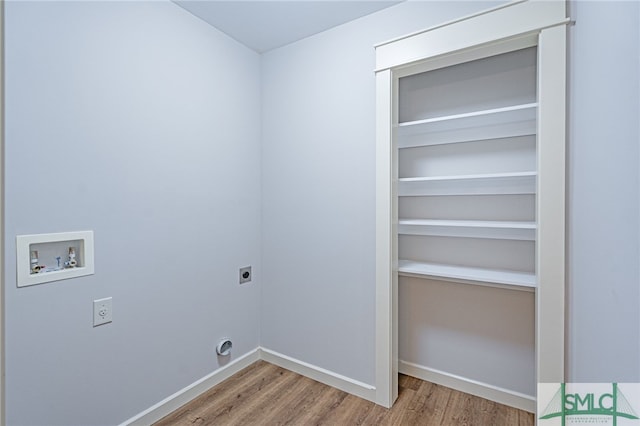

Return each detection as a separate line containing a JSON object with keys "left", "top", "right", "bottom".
{"left": 216, "top": 338, "right": 233, "bottom": 356}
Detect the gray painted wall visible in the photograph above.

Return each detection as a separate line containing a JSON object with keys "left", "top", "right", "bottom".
{"left": 260, "top": 1, "right": 503, "bottom": 386}
{"left": 3, "top": 0, "right": 639, "bottom": 424}
{"left": 4, "top": 1, "right": 262, "bottom": 424}
{"left": 262, "top": 0, "right": 640, "bottom": 388}
{"left": 566, "top": 0, "right": 640, "bottom": 382}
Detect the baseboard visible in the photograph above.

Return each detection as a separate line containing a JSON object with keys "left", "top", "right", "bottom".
{"left": 399, "top": 360, "right": 535, "bottom": 413}
{"left": 119, "top": 351, "right": 532, "bottom": 423}
{"left": 120, "top": 348, "right": 261, "bottom": 426}
{"left": 120, "top": 347, "right": 378, "bottom": 425}
{"left": 259, "top": 347, "right": 377, "bottom": 404}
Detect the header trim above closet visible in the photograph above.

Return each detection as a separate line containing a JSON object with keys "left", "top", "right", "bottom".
{"left": 375, "top": 0, "right": 568, "bottom": 72}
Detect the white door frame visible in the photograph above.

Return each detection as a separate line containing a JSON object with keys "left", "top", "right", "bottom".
{"left": 373, "top": 0, "right": 569, "bottom": 409}
{"left": 1, "top": 0, "right": 6, "bottom": 423}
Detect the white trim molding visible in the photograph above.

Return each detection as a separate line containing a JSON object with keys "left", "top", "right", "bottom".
{"left": 375, "top": 68, "right": 398, "bottom": 408}
{"left": 535, "top": 23, "right": 567, "bottom": 384}
{"left": 121, "top": 349, "right": 261, "bottom": 426}
{"left": 399, "top": 360, "right": 536, "bottom": 413}
{"left": 260, "top": 348, "right": 377, "bottom": 403}
{"left": 0, "top": 1, "right": 5, "bottom": 423}
{"left": 120, "top": 347, "right": 377, "bottom": 425}
{"left": 375, "top": 0, "right": 568, "bottom": 411}
{"left": 375, "top": 0, "right": 568, "bottom": 72}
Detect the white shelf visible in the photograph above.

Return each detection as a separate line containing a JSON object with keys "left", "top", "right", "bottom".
{"left": 397, "top": 103, "right": 537, "bottom": 148}
{"left": 398, "top": 171, "right": 536, "bottom": 196}
{"left": 398, "top": 219, "right": 536, "bottom": 240}
{"left": 397, "top": 260, "right": 536, "bottom": 292}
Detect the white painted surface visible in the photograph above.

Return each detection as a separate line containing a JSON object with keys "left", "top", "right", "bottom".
{"left": 397, "top": 260, "right": 536, "bottom": 290}
{"left": 260, "top": 348, "right": 377, "bottom": 403}
{"left": 398, "top": 47, "right": 537, "bottom": 123}
{"left": 374, "top": 0, "right": 567, "bottom": 71}
{"left": 566, "top": 0, "right": 640, "bottom": 382}
{"left": 399, "top": 360, "right": 535, "bottom": 412}
{"left": 400, "top": 235, "right": 534, "bottom": 272}
{"left": 397, "top": 103, "right": 537, "bottom": 147}
{"left": 375, "top": 69, "right": 397, "bottom": 406}
{"left": 16, "top": 231, "right": 94, "bottom": 287}
{"left": 261, "top": 0, "right": 503, "bottom": 390}
{"left": 174, "top": 0, "right": 401, "bottom": 53}
{"left": 122, "top": 347, "right": 376, "bottom": 425}
{"left": 397, "top": 219, "right": 536, "bottom": 240}
{"left": 398, "top": 137, "right": 536, "bottom": 178}
{"left": 121, "top": 349, "right": 261, "bottom": 426}
{"left": 0, "top": 2, "right": 5, "bottom": 424}
{"left": 535, "top": 23, "right": 567, "bottom": 384}
{"left": 399, "top": 276, "right": 536, "bottom": 395}
{"left": 2, "top": 1, "right": 638, "bottom": 424}
{"left": 4, "top": 2, "right": 261, "bottom": 424}
{"left": 397, "top": 172, "right": 537, "bottom": 196}
{"left": 378, "top": 1, "right": 568, "bottom": 402}
{"left": 399, "top": 194, "right": 535, "bottom": 222}
{"left": 93, "top": 297, "right": 113, "bottom": 327}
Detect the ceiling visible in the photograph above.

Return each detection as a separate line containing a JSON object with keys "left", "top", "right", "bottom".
{"left": 173, "top": 1, "right": 403, "bottom": 53}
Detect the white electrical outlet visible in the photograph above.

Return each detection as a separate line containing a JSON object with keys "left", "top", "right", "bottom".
{"left": 93, "top": 297, "right": 113, "bottom": 327}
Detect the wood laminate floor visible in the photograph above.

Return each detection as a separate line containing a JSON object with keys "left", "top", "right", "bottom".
{"left": 155, "top": 361, "right": 534, "bottom": 426}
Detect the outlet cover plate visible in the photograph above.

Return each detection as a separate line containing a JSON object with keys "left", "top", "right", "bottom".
{"left": 239, "top": 266, "right": 252, "bottom": 284}
{"left": 93, "top": 297, "right": 112, "bottom": 327}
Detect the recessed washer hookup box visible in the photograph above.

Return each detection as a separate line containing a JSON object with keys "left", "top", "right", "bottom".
{"left": 16, "top": 230, "right": 94, "bottom": 287}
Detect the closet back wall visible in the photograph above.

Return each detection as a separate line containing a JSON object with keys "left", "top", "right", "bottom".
{"left": 4, "top": 2, "right": 262, "bottom": 424}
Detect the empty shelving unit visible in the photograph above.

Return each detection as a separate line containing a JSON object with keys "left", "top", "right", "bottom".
{"left": 373, "top": 0, "right": 568, "bottom": 411}
{"left": 397, "top": 46, "right": 538, "bottom": 293}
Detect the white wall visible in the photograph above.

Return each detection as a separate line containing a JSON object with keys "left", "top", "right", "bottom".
{"left": 261, "top": 1, "right": 503, "bottom": 386}
{"left": 262, "top": 0, "right": 640, "bottom": 390}
{"left": 4, "top": 1, "right": 262, "bottom": 424}
{"left": 566, "top": 0, "right": 640, "bottom": 382}
{"left": 4, "top": 1, "right": 639, "bottom": 423}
